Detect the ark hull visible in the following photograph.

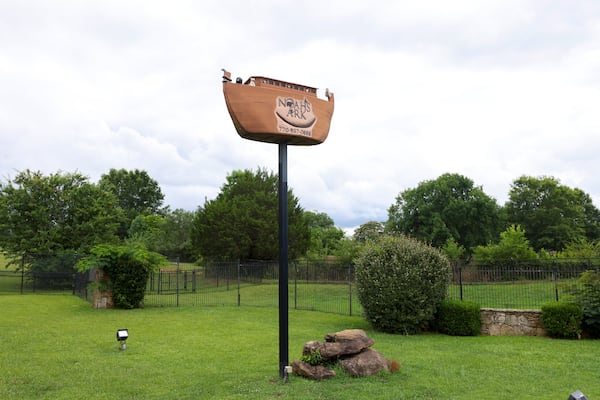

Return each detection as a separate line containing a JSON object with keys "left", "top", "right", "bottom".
{"left": 222, "top": 73, "right": 334, "bottom": 146}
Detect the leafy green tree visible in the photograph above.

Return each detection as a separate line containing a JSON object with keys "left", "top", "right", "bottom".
{"left": 472, "top": 225, "right": 538, "bottom": 261}
{"left": 304, "top": 211, "right": 344, "bottom": 258}
{"left": 353, "top": 221, "right": 385, "bottom": 243}
{"left": 332, "top": 237, "right": 362, "bottom": 265}
{"left": 386, "top": 173, "right": 501, "bottom": 251}
{"left": 505, "top": 176, "right": 600, "bottom": 251}
{"left": 442, "top": 237, "right": 466, "bottom": 263}
{"left": 557, "top": 239, "right": 600, "bottom": 259}
{"left": 191, "top": 168, "right": 309, "bottom": 260}
{"left": 161, "top": 209, "right": 195, "bottom": 262}
{"left": 0, "top": 170, "right": 121, "bottom": 258}
{"left": 128, "top": 209, "right": 196, "bottom": 261}
{"left": 128, "top": 214, "right": 166, "bottom": 250}
{"left": 98, "top": 168, "right": 165, "bottom": 238}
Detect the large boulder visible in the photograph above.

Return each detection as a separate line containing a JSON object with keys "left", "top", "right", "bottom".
{"left": 340, "top": 348, "right": 389, "bottom": 377}
{"left": 293, "top": 329, "right": 395, "bottom": 380}
{"left": 291, "top": 360, "right": 336, "bottom": 381}
{"left": 302, "top": 329, "right": 374, "bottom": 361}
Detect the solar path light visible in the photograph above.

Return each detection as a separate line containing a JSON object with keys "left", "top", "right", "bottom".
{"left": 568, "top": 390, "right": 588, "bottom": 400}
{"left": 116, "top": 329, "right": 128, "bottom": 350}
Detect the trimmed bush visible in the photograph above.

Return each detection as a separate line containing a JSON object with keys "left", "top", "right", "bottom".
{"left": 355, "top": 235, "right": 451, "bottom": 334}
{"left": 570, "top": 270, "right": 600, "bottom": 338}
{"left": 435, "top": 300, "right": 481, "bottom": 336}
{"left": 541, "top": 302, "right": 583, "bottom": 339}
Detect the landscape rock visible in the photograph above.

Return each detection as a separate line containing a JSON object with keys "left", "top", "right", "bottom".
{"left": 325, "top": 329, "right": 370, "bottom": 343}
{"left": 292, "top": 329, "right": 393, "bottom": 380}
{"left": 303, "top": 329, "right": 374, "bottom": 361}
{"left": 340, "top": 348, "right": 389, "bottom": 377}
{"left": 291, "top": 360, "right": 336, "bottom": 381}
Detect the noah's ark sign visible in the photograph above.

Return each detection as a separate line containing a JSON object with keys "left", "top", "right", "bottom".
{"left": 222, "top": 69, "right": 334, "bottom": 145}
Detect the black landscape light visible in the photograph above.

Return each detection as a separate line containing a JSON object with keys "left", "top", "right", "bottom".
{"left": 116, "top": 329, "right": 129, "bottom": 350}
{"left": 568, "top": 390, "right": 588, "bottom": 400}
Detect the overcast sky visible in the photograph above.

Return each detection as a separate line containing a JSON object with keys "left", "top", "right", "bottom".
{"left": 1, "top": 1, "right": 600, "bottom": 232}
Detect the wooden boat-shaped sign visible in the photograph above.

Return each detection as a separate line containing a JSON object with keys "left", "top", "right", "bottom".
{"left": 222, "top": 69, "right": 334, "bottom": 145}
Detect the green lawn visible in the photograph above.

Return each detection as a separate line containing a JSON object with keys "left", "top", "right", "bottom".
{"left": 447, "top": 281, "right": 573, "bottom": 309}
{"left": 144, "top": 283, "right": 364, "bottom": 315}
{"left": 1, "top": 295, "right": 599, "bottom": 399}
{"left": 145, "top": 278, "right": 571, "bottom": 312}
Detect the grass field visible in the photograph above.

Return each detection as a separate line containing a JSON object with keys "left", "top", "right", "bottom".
{"left": 1, "top": 294, "right": 599, "bottom": 399}
{"left": 447, "top": 280, "right": 574, "bottom": 309}
{"left": 145, "top": 278, "right": 575, "bottom": 312}
{"left": 145, "top": 282, "right": 364, "bottom": 315}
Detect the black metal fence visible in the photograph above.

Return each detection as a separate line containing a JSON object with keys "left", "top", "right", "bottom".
{"left": 2, "top": 255, "right": 599, "bottom": 314}
{"left": 0, "top": 253, "right": 91, "bottom": 298}
{"left": 448, "top": 259, "right": 599, "bottom": 309}
{"left": 144, "top": 258, "right": 599, "bottom": 312}
{"left": 143, "top": 259, "right": 360, "bottom": 315}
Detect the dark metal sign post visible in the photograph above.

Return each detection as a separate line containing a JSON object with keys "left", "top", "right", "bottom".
{"left": 278, "top": 143, "right": 289, "bottom": 380}
{"left": 221, "top": 69, "right": 334, "bottom": 380}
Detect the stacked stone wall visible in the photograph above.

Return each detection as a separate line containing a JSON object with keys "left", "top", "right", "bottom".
{"left": 92, "top": 269, "right": 113, "bottom": 309}
{"left": 480, "top": 308, "right": 545, "bottom": 336}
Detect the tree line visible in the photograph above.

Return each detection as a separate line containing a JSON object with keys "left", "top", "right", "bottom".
{"left": 0, "top": 169, "right": 193, "bottom": 264}
{"left": 384, "top": 173, "right": 600, "bottom": 261}
{"left": 1, "top": 168, "right": 599, "bottom": 269}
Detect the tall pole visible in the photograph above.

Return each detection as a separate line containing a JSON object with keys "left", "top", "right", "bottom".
{"left": 278, "top": 142, "right": 289, "bottom": 379}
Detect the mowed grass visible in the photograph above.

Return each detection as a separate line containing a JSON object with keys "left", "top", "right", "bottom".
{"left": 1, "top": 295, "right": 599, "bottom": 399}
{"left": 447, "top": 280, "right": 573, "bottom": 309}
{"left": 145, "top": 282, "right": 364, "bottom": 315}
{"left": 145, "top": 278, "right": 569, "bottom": 312}
{"left": 0, "top": 255, "right": 22, "bottom": 292}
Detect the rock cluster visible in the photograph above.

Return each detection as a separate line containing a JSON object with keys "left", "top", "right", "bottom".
{"left": 291, "top": 329, "right": 392, "bottom": 380}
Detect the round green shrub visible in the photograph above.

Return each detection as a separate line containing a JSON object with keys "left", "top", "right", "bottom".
{"left": 541, "top": 302, "right": 583, "bottom": 339}
{"left": 435, "top": 300, "right": 481, "bottom": 336}
{"left": 568, "top": 270, "right": 600, "bottom": 338}
{"left": 355, "top": 235, "right": 451, "bottom": 334}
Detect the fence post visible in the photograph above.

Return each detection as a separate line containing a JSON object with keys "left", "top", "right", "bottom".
{"left": 459, "top": 265, "right": 463, "bottom": 301}
{"left": 176, "top": 258, "right": 180, "bottom": 307}
{"left": 226, "top": 262, "right": 230, "bottom": 291}
{"left": 306, "top": 259, "right": 309, "bottom": 284}
{"left": 20, "top": 256, "right": 25, "bottom": 294}
{"left": 237, "top": 260, "right": 241, "bottom": 307}
{"left": 158, "top": 269, "right": 162, "bottom": 295}
{"left": 192, "top": 270, "right": 196, "bottom": 293}
{"left": 553, "top": 266, "right": 559, "bottom": 302}
{"left": 293, "top": 261, "right": 297, "bottom": 310}
{"left": 348, "top": 264, "right": 353, "bottom": 317}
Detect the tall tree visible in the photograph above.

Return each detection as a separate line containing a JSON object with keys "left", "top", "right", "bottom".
{"left": 191, "top": 168, "right": 309, "bottom": 260}
{"left": 386, "top": 173, "right": 501, "bottom": 251}
{"left": 505, "top": 176, "right": 600, "bottom": 251}
{"left": 472, "top": 225, "right": 538, "bottom": 261}
{"left": 128, "top": 209, "right": 196, "bottom": 262}
{"left": 0, "top": 170, "right": 121, "bottom": 257}
{"left": 98, "top": 168, "right": 164, "bottom": 238}
{"left": 304, "top": 211, "right": 344, "bottom": 258}
{"left": 161, "top": 209, "right": 195, "bottom": 262}
{"left": 128, "top": 214, "right": 166, "bottom": 251}
{"left": 353, "top": 221, "right": 385, "bottom": 243}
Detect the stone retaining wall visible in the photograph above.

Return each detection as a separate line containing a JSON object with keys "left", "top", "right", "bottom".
{"left": 92, "top": 269, "right": 113, "bottom": 309}
{"left": 480, "top": 308, "right": 545, "bottom": 336}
